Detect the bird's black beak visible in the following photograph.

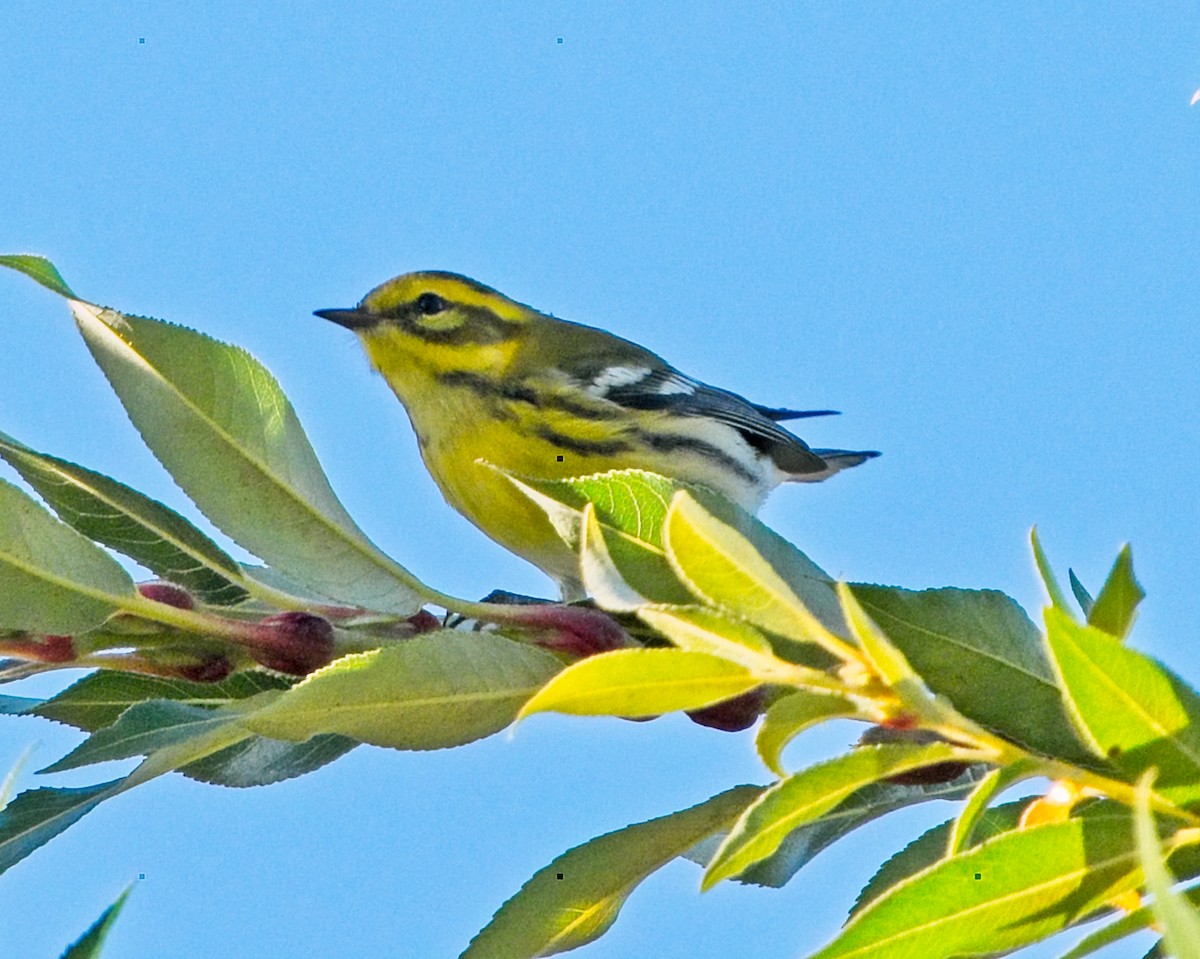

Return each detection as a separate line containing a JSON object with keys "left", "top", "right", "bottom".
{"left": 314, "top": 308, "right": 378, "bottom": 331}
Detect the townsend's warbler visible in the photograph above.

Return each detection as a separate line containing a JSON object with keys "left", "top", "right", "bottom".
{"left": 316, "top": 273, "right": 877, "bottom": 598}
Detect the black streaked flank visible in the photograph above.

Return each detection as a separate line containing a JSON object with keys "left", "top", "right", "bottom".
{"left": 436, "top": 371, "right": 623, "bottom": 420}
{"left": 437, "top": 370, "right": 538, "bottom": 405}
{"left": 534, "top": 426, "right": 633, "bottom": 458}
{"left": 641, "top": 432, "right": 761, "bottom": 485}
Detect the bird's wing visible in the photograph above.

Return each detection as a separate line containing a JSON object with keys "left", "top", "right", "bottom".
{"left": 573, "top": 363, "right": 833, "bottom": 476}
{"left": 753, "top": 405, "right": 840, "bottom": 421}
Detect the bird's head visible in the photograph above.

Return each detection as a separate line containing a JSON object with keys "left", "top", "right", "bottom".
{"left": 315, "top": 271, "right": 536, "bottom": 376}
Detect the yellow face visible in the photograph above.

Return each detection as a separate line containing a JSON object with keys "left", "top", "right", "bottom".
{"left": 344, "top": 272, "right": 538, "bottom": 395}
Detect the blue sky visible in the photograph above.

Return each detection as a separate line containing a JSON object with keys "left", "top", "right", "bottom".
{"left": 2, "top": 3, "right": 1199, "bottom": 957}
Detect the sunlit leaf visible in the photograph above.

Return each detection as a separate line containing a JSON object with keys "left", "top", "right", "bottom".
{"left": 69, "top": 299, "right": 424, "bottom": 613}
{"left": 812, "top": 803, "right": 1142, "bottom": 959}
{"left": 1088, "top": 545, "right": 1144, "bottom": 639}
{"left": 1058, "top": 883, "right": 1200, "bottom": 958}
{"left": 1134, "top": 772, "right": 1200, "bottom": 959}
{"left": 1046, "top": 607, "right": 1200, "bottom": 809}
{"left": 507, "top": 469, "right": 846, "bottom": 635}
{"left": 0, "top": 254, "right": 76, "bottom": 298}
{"left": 519, "top": 648, "right": 758, "bottom": 720}
{"left": 664, "top": 491, "right": 849, "bottom": 660}
{"left": 946, "top": 759, "right": 1041, "bottom": 854}
{"left": 637, "top": 605, "right": 807, "bottom": 679}
{"left": 755, "top": 690, "right": 858, "bottom": 777}
{"left": 244, "top": 632, "right": 561, "bottom": 749}
{"left": 853, "top": 800, "right": 1027, "bottom": 917}
{"left": 1031, "top": 527, "right": 1071, "bottom": 611}
{"left": 849, "top": 584, "right": 1098, "bottom": 766}
{"left": 703, "top": 742, "right": 975, "bottom": 889}
{"left": 461, "top": 785, "right": 760, "bottom": 959}
{"left": 577, "top": 501, "right": 686, "bottom": 609}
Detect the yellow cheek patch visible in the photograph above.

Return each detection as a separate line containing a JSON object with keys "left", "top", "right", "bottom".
{"left": 414, "top": 310, "right": 466, "bottom": 333}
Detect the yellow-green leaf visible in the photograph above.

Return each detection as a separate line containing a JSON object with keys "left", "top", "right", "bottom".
{"left": 519, "top": 648, "right": 758, "bottom": 719}
{"left": 70, "top": 299, "right": 424, "bottom": 613}
{"left": 462, "top": 785, "right": 760, "bottom": 958}
{"left": 704, "top": 742, "right": 973, "bottom": 888}
{"left": 245, "top": 632, "right": 561, "bottom": 749}
{"left": 663, "top": 491, "right": 851, "bottom": 660}
{"left": 0, "top": 478, "right": 135, "bottom": 632}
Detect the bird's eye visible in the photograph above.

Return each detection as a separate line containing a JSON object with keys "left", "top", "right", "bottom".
{"left": 416, "top": 292, "right": 447, "bottom": 315}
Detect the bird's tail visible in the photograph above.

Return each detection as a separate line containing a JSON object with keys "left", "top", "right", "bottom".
{"left": 789, "top": 449, "right": 880, "bottom": 483}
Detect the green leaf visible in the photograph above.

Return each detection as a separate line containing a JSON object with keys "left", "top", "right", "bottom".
{"left": 755, "top": 690, "right": 858, "bottom": 777}
{"left": 1058, "top": 884, "right": 1200, "bottom": 958}
{"left": 663, "top": 491, "right": 850, "bottom": 660}
{"left": 519, "top": 648, "right": 758, "bottom": 720}
{"left": 703, "top": 742, "right": 976, "bottom": 889}
{"left": 0, "top": 659, "right": 54, "bottom": 683}
{"left": 69, "top": 299, "right": 423, "bottom": 613}
{"left": 1088, "top": 545, "right": 1144, "bottom": 639}
{"left": 0, "top": 780, "right": 120, "bottom": 875}
{"left": 461, "top": 785, "right": 760, "bottom": 959}
{"left": 849, "top": 584, "right": 1098, "bottom": 766}
{"left": 947, "top": 759, "right": 1041, "bottom": 854}
{"left": 179, "top": 732, "right": 356, "bottom": 788}
{"left": 577, "top": 501, "right": 692, "bottom": 608}
{"left": 1031, "top": 526, "right": 1071, "bottom": 611}
{"left": 690, "top": 768, "right": 989, "bottom": 889}
{"left": 39, "top": 697, "right": 271, "bottom": 774}
{"left": 32, "top": 670, "right": 292, "bottom": 731}
{"left": 636, "top": 605, "right": 809, "bottom": 679}
{"left": 1046, "top": 606, "right": 1200, "bottom": 808}
{"left": 508, "top": 469, "right": 846, "bottom": 636}
{"left": 853, "top": 800, "right": 1027, "bottom": 917}
{"left": 811, "top": 802, "right": 1142, "bottom": 959}
{"left": 60, "top": 885, "right": 132, "bottom": 959}
{"left": 1069, "top": 569, "right": 1095, "bottom": 617}
{"left": 1, "top": 744, "right": 34, "bottom": 811}
{"left": 244, "top": 632, "right": 561, "bottom": 749}
{"left": 837, "top": 582, "right": 963, "bottom": 729}
{"left": 0, "top": 253, "right": 76, "bottom": 298}
{"left": 1135, "top": 773, "right": 1200, "bottom": 959}
{"left": 501, "top": 468, "right": 687, "bottom": 554}
{"left": 0, "top": 477, "right": 135, "bottom": 632}
{"left": 0, "top": 695, "right": 42, "bottom": 716}
{"left": 0, "top": 431, "right": 248, "bottom": 605}
{"left": 34, "top": 681, "right": 354, "bottom": 787}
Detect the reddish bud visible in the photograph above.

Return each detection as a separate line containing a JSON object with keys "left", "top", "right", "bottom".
{"left": 37, "top": 634, "right": 76, "bottom": 663}
{"left": 879, "top": 712, "right": 920, "bottom": 730}
{"left": 176, "top": 655, "right": 234, "bottom": 683}
{"left": 246, "top": 611, "right": 335, "bottom": 675}
{"left": 407, "top": 609, "right": 442, "bottom": 633}
{"left": 686, "top": 687, "right": 768, "bottom": 732}
{"left": 137, "top": 582, "right": 195, "bottom": 610}
{"left": 507, "top": 605, "right": 629, "bottom": 658}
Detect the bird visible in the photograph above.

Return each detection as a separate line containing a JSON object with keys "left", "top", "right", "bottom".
{"left": 316, "top": 272, "right": 877, "bottom": 598}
